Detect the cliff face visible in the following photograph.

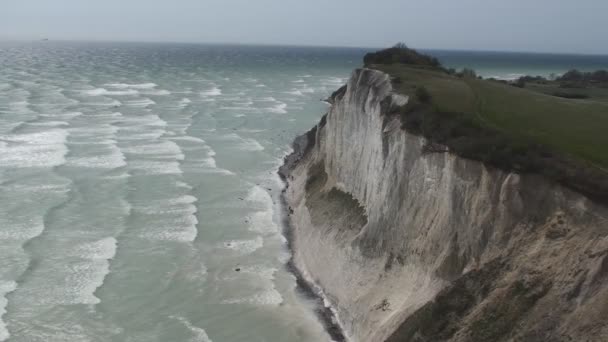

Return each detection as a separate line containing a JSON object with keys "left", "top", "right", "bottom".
{"left": 281, "top": 68, "right": 608, "bottom": 342}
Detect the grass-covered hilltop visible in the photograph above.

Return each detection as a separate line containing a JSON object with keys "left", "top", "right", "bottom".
{"left": 363, "top": 44, "right": 608, "bottom": 203}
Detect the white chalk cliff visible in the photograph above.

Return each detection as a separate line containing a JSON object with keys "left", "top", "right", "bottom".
{"left": 281, "top": 68, "right": 608, "bottom": 342}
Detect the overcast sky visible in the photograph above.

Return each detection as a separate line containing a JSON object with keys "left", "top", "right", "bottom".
{"left": 1, "top": 0, "right": 607, "bottom": 54}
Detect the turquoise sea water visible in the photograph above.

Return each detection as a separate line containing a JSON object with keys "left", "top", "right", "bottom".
{"left": 0, "top": 41, "right": 606, "bottom": 342}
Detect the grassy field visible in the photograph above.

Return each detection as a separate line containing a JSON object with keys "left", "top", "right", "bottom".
{"left": 525, "top": 82, "right": 608, "bottom": 103}
{"left": 375, "top": 64, "right": 608, "bottom": 169}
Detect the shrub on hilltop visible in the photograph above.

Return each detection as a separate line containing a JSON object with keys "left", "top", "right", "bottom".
{"left": 558, "top": 69, "right": 608, "bottom": 88}
{"left": 364, "top": 43, "right": 441, "bottom": 68}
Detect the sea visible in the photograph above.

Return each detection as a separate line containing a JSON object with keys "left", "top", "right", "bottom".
{"left": 0, "top": 41, "right": 606, "bottom": 342}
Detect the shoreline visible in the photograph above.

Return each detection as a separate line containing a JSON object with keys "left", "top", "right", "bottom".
{"left": 277, "top": 139, "right": 347, "bottom": 342}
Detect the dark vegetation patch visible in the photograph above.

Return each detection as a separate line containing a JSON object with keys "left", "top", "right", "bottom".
{"left": 551, "top": 92, "right": 589, "bottom": 99}
{"left": 385, "top": 259, "right": 552, "bottom": 342}
{"left": 385, "top": 259, "right": 506, "bottom": 342}
{"left": 364, "top": 43, "right": 441, "bottom": 69}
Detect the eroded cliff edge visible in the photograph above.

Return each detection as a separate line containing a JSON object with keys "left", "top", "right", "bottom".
{"left": 280, "top": 68, "right": 608, "bottom": 342}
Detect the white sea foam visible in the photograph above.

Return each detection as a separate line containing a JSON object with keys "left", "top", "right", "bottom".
{"left": 0, "top": 129, "right": 69, "bottom": 168}
{"left": 172, "top": 316, "right": 213, "bottom": 342}
{"left": 135, "top": 195, "right": 197, "bottom": 215}
{"left": 246, "top": 186, "right": 279, "bottom": 234}
{"left": 247, "top": 210, "right": 279, "bottom": 234}
{"left": 65, "top": 237, "right": 117, "bottom": 305}
{"left": 105, "top": 83, "right": 158, "bottom": 89}
{"left": 83, "top": 88, "right": 139, "bottom": 96}
{"left": 292, "top": 79, "right": 305, "bottom": 83}
{"left": 176, "top": 181, "right": 193, "bottom": 189}
{"left": 84, "top": 99, "right": 123, "bottom": 107}
{"left": 223, "top": 236, "right": 263, "bottom": 254}
{"left": 222, "top": 133, "right": 264, "bottom": 151}
{"left": 27, "top": 121, "right": 70, "bottom": 127}
{"left": 69, "top": 124, "right": 119, "bottom": 138}
{"left": 240, "top": 138, "right": 264, "bottom": 151}
{"left": 143, "top": 213, "right": 198, "bottom": 242}
{"left": 200, "top": 87, "right": 222, "bottom": 96}
{"left": 0, "top": 281, "right": 17, "bottom": 342}
{"left": 67, "top": 148, "right": 126, "bottom": 169}
{"left": 179, "top": 98, "right": 192, "bottom": 108}
{"left": 39, "top": 111, "right": 83, "bottom": 119}
{"left": 142, "top": 89, "right": 171, "bottom": 96}
{"left": 129, "top": 160, "right": 182, "bottom": 175}
{"left": 125, "top": 98, "right": 156, "bottom": 107}
{"left": 123, "top": 140, "right": 185, "bottom": 160}
{"left": 221, "top": 267, "right": 283, "bottom": 306}
{"left": 118, "top": 129, "right": 165, "bottom": 141}
{"left": 285, "top": 90, "right": 303, "bottom": 96}
{"left": 170, "top": 136, "right": 205, "bottom": 144}
{"left": 64, "top": 260, "right": 109, "bottom": 305}
{"left": 258, "top": 97, "right": 277, "bottom": 102}
{"left": 120, "top": 114, "right": 167, "bottom": 127}
{"left": 75, "top": 237, "right": 118, "bottom": 260}
{"left": 222, "top": 288, "right": 283, "bottom": 306}
{"left": 268, "top": 102, "right": 287, "bottom": 114}
{"left": 0, "top": 217, "right": 45, "bottom": 240}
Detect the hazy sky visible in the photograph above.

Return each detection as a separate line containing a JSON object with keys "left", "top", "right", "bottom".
{"left": 1, "top": 0, "right": 607, "bottom": 54}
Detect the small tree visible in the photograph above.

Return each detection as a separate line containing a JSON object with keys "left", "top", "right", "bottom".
{"left": 416, "top": 86, "right": 431, "bottom": 104}
{"left": 393, "top": 42, "right": 408, "bottom": 49}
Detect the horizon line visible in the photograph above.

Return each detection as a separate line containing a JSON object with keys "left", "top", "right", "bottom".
{"left": 1, "top": 37, "right": 608, "bottom": 56}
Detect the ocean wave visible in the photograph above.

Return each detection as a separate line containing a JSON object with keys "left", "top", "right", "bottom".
{"left": 170, "top": 136, "right": 206, "bottom": 144}
{"left": 171, "top": 316, "right": 213, "bottom": 342}
{"left": 285, "top": 90, "right": 303, "bottom": 96}
{"left": 122, "top": 140, "right": 185, "bottom": 161}
{"left": 105, "top": 83, "right": 157, "bottom": 89}
{"left": 221, "top": 267, "right": 283, "bottom": 306}
{"left": 75, "top": 237, "right": 117, "bottom": 260}
{"left": 141, "top": 213, "right": 198, "bottom": 242}
{"left": 69, "top": 124, "right": 119, "bottom": 138}
{"left": 223, "top": 236, "right": 264, "bottom": 255}
{"left": 246, "top": 186, "right": 279, "bottom": 234}
{"left": 258, "top": 97, "right": 277, "bottom": 102}
{"left": 200, "top": 87, "right": 222, "bottom": 96}
{"left": 179, "top": 98, "right": 192, "bottom": 108}
{"left": 63, "top": 237, "right": 117, "bottom": 305}
{"left": 268, "top": 102, "right": 287, "bottom": 114}
{"left": 134, "top": 195, "right": 197, "bottom": 215}
{"left": 84, "top": 99, "right": 123, "bottom": 107}
{"left": 124, "top": 98, "right": 156, "bottom": 107}
{"left": 221, "top": 133, "right": 264, "bottom": 151}
{"left": 66, "top": 149, "right": 126, "bottom": 169}
{"left": 117, "top": 128, "right": 165, "bottom": 141}
{"left": 141, "top": 89, "right": 171, "bottom": 96}
{"left": 0, "top": 129, "right": 69, "bottom": 168}
{"left": 82, "top": 88, "right": 139, "bottom": 96}
{"left": 0, "top": 281, "right": 17, "bottom": 342}
{"left": 39, "top": 111, "right": 83, "bottom": 119}
{"left": 0, "top": 217, "right": 45, "bottom": 240}
{"left": 128, "top": 160, "right": 182, "bottom": 175}
{"left": 27, "top": 121, "right": 70, "bottom": 127}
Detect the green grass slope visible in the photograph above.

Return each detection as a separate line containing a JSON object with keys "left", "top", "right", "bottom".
{"left": 372, "top": 63, "right": 608, "bottom": 202}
